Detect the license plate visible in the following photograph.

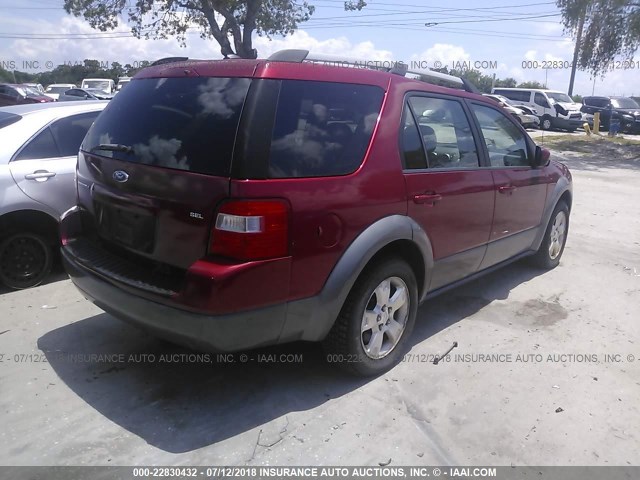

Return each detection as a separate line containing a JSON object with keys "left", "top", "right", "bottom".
{"left": 96, "top": 203, "right": 156, "bottom": 252}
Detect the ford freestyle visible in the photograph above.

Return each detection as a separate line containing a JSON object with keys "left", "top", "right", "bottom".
{"left": 60, "top": 50, "right": 572, "bottom": 375}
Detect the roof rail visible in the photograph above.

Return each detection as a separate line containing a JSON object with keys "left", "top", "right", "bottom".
{"left": 266, "top": 49, "right": 475, "bottom": 93}
{"left": 150, "top": 56, "right": 189, "bottom": 67}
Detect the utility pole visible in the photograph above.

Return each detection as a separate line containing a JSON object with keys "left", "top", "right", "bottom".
{"left": 545, "top": 68, "right": 548, "bottom": 89}
{"left": 568, "top": 6, "right": 586, "bottom": 96}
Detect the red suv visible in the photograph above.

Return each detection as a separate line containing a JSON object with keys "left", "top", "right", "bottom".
{"left": 60, "top": 50, "right": 572, "bottom": 375}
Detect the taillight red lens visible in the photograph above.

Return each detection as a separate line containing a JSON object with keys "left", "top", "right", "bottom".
{"left": 210, "top": 200, "right": 289, "bottom": 261}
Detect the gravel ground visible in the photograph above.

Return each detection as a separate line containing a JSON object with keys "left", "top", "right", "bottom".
{"left": 1, "top": 136, "right": 639, "bottom": 467}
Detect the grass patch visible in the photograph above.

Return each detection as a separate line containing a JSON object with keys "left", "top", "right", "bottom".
{"left": 537, "top": 134, "right": 640, "bottom": 154}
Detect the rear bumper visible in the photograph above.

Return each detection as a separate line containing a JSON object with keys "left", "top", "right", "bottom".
{"left": 62, "top": 247, "right": 287, "bottom": 352}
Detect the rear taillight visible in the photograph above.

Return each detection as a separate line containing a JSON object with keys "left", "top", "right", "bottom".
{"left": 210, "top": 200, "right": 289, "bottom": 261}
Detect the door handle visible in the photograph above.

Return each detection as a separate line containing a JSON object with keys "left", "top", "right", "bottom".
{"left": 25, "top": 171, "right": 56, "bottom": 181}
{"left": 498, "top": 185, "right": 516, "bottom": 194}
{"left": 413, "top": 193, "right": 442, "bottom": 205}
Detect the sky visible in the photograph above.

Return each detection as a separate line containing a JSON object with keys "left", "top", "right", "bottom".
{"left": 0, "top": 0, "right": 638, "bottom": 97}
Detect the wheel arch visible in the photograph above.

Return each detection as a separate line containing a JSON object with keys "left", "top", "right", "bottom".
{"left": 532, "top": 181, "right": 572, "bottom": 251}
{"left": 279, "top": 215, "right": 434, "bottom": 343}
{"left": 0, "top": 209, "right": 59, "bottom": 245}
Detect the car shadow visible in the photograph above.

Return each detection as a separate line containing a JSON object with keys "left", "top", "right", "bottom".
{"left": 38, "top": 260, "right": 544, "bottom": 454}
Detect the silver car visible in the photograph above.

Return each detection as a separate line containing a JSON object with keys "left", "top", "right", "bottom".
{"left": 0, "top": 101, "right": 108, "bottom": 289}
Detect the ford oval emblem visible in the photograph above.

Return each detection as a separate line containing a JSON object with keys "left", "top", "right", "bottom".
{"left": 112, "top": 170, "right": 129, "bottom": 183}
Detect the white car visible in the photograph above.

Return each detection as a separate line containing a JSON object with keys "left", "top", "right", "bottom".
{"left": 483, "top": 94, "right": 539, "bottom": 129}
{"left": 24, "top": 83, "right": 45, "bottom": 94}
{"left": 44, "top": 83, "right": 77, "bottom": 101}
{"left": 116, "top": 76, "right": 132, "bottom": 91}
{"left": 0, "top": 101, "right": 107, "bottom": 289}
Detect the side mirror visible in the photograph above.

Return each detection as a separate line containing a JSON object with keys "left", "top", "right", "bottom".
{"left": 534, "top": 146, "right": 550, "bottom": 167}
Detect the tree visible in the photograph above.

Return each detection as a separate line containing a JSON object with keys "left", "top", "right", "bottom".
{"left": 494, "top": 77, "right": 517, "bottom": 88}
{"left": 557, "top": 0, "right": 640, "bottom": 75}
{"left": 64, "top": 1, "right": 367, "bottom": 59}
{"left": 517, "top": 80, "right": 546, "bottom": 88}
{"left": 432, "top": 67, "right": 519, "bottom": 93}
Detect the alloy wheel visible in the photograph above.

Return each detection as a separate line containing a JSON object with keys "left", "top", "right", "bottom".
{"left": 360, "top": 276, "right": 410, "bottom": 359}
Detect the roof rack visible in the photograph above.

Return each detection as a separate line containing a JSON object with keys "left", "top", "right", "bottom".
{"left": 150, "top": 56, "right": 189, "bottom": 67}
{"left": 266, "top": 49, "right": 478, "bottom": 93}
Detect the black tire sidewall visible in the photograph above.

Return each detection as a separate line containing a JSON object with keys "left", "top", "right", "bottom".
{"left": 0, "top": 233, "right": 53, "bottom": 289}
{"left": 342, "top": 259, "right": 418, "bottom": 376}
{"left": 542, "top": 116, "right": 552, "bottom": 130}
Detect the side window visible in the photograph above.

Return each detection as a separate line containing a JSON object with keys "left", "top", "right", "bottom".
{"left": 407, "top": 96, "right": 479, "bottom": 169}
{"left": 534, "top": 92, "right": 550, "bottom": 108}
{"left": 268, "top": 80, "right": 384, "bottom": 178}
{"left": 500, "top": 91, "right": 529, "bottom": 102}
{"left": 50, "top": 111, "right": 100, "bottom": 157}
{"left": 14, "top": 127, "right": 60, "bottom": 161}
{"left": 518, "top": 91, "right": 532, "bottom": 102}
{"left": 471, "top": 104, "right": 529, "bottom": 168}
{"left": 401, "top": 105, "right": 427, "bottom": 170}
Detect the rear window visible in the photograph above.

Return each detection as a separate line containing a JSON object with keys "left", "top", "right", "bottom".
{"left": 268, "top": 80, "right": 385, "bottom": 178}
{"left": 0, "top": 111, "right": 21, "bottom": 129}
{"left": 611, "top": 97, "right": 639, "bottom": 109}
{"left": 83, "top": 77, "right": 251, "bottom": 176}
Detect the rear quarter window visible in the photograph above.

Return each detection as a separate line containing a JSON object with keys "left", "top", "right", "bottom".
{"left": 82, "top": 77, "right": 251, "bottom": 176}
{"left": 0, "top": 111, "right": 22, "bottom": 129}
{"left": 50, "top": 111, "right": 100, "bottom": 157}
{"left": 268, "top": 80, "right": 385, "bottom": 178}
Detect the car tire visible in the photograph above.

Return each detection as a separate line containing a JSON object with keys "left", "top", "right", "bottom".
{"left": 531, "top": 201, "right": 569, "bottom": 270}
{"left": 0, "top": 232, "right": 53, "bottom": 289}
{"left": 323, "top": 258, "right": 418, "bottom": 376}
{"left": 541, "top": 115, "right": 553, "bottom": 130}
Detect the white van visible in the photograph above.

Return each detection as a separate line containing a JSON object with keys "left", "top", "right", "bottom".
{"left": 81, "top": 78, "right": 115, "bottom": 94}
{"left": 491, "top": 87, "right": 583, "bottom": 131}
{"left": 116, "top": 76, "right": 132, "bottom": 91}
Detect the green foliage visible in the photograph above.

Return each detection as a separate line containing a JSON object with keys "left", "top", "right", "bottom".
{"left": 494, "top": 78, "right": 517, "bottom": 88}
{"left": 556, "top": 0, "right": 640, "bottom": 75}
{"left": 517, "top": 81, "right": 546, "bottom": 88}
{"left": 63, "top": 0, "right": 318, "bottom": 59}
{"left": 432, "top": 67, "right": 519, "bottom": 93}
{"left": 572, "top": 94, "right": 583, "bottom": 102}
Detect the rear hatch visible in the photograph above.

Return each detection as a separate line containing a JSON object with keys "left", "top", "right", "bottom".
{"left": 77, "top": 74, "right": 252, "bottom": 270}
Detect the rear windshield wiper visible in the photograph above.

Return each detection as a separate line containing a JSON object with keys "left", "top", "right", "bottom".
{"left": 91, "top": 143, "right": 134, "bottom": 154}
